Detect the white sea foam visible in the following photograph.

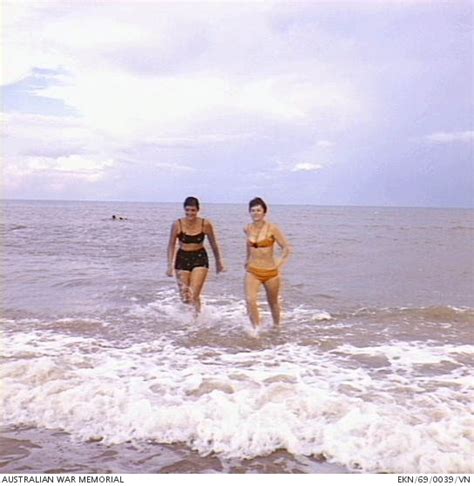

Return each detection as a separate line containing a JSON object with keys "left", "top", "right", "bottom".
{"left": 333, "top": 342, "right": 474, "bottom": 371}
{"left": 127, "top": 289, "right": 332, "bottom": 332}
{"left": 1, "top": 330, "right": 473, "bottom": 473}
{"left": 287, "top": 306, "right": 332, "bottom": 322}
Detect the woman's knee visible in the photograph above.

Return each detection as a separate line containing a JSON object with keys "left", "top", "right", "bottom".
{"left": 269, "top": 302, "right": 280, "bottom": 317}
{"left": 246, "top": 297, "right": 257, "bottom": 308}
{"left": 179, "top": 285, "right": 191, "bottom": 302}
{"left": 181, "top": 293, "right": 191, "bottom": 304}
{"left": 267, "top": 296, "right": 280, "bottom": 307}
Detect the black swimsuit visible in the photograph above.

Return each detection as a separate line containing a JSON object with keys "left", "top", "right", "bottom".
{"left": 174, "top": 218, "right": 209, "bottom": 271}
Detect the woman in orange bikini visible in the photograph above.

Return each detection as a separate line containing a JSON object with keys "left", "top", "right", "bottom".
{"left": 244, "top": 197, "right": 291, "bottom": 329}
{"left": 167, "top": 196, "right": 225, "bottom": 313}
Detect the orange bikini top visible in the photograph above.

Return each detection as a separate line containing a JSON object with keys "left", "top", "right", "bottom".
{"left": 247, "top": 223, "right": 275, "bottom": 248}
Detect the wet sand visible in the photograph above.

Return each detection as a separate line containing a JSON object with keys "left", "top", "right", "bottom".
{"left": 0, "top": 426, "right": 349, "bottom": 474}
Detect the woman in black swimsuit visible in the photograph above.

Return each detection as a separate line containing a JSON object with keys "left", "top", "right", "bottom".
{"left": 166, "top": 196, "right": 225, "bottom": 312}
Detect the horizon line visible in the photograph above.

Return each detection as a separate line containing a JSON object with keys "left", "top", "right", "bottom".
{"left": 2, "top": 197, "right": 473, "bottom": 211}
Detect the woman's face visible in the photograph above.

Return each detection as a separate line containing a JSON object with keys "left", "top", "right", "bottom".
{"left": 184, "top": 205, "right": 198, "bottom": 219}
{"left": 249, "top": 205, "right": 266, "bottom": 222}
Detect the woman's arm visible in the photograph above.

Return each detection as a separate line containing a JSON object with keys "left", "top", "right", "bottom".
{"left": 166, "top": 221, "right": 178, "bottom": 276}
{"left": 244, "top": 226, "right": 250, "bottom": 269}
{"left": 272, "top": 224, "right": 292, "bottom": 269}
{"left": 205, "top": 220, "right": 225, "bottom": 273}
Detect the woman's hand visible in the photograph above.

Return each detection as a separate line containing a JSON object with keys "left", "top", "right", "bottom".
{"left": 216, "top": 259, "right": 226, "bottom": 274}
{"left": 166, "top": 266, "right": 174, "bottom": 277}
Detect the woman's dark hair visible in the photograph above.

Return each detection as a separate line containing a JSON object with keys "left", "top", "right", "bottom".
{"left": 183, "top": 196, "right": 200, "bottom": 210}
{"left": 249, "top": 197, "right": 267, "bottom": 213}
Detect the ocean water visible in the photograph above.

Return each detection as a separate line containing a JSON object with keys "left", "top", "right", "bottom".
{"left": 1, "top": 200, "right": 473, "bottom": 473}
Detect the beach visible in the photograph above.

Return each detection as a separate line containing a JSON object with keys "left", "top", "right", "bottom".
{"left": 1, "top": 200, "right": 473, "bottom": 473}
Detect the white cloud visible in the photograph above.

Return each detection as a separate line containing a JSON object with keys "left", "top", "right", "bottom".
{"left": 275, "top": 140, "right": 333, "bottom": 174}
{"left": 424, "top": 131, "right": 474, "bottom": 144}
{"left": 29, "top": 154, "right": 114, "bottom": 174}
{"left": 3, "top": 158, "right": 113, "bottom": 198}
{"left": 5, "top": 154, "right": 114, "bottom": 183}
{"left": 317, "top": 140, "right": 334, "bottom": 148}
{"left": 154, "top": 162, "right": 194, "bottom": 173}
{"left": 36, "top": 70, "right": 361, "bottom": 143}
{"left": 2, "top": 113, "right": 255, "bottom": 177}
{"left": 3, "top": 113, "right": 96, "bottom": 151}
{"left": 3, "top": 0, "right": 367, "bottom": 141}
{"left": 7, "top": 0, "right": 465, "bottom": 206}
{"left": 291, "top": 163, "right": 324, "bottom": 172}
{"left": 142, "top": 133, "right": 255, "bottom": 147}
{"left": 1, "top": 0, "right": 368, "bottom": 199}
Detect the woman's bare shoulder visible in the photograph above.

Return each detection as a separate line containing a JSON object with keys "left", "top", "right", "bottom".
{"left": 267, "top": 221, "right": 278, "bottom": 231}
{"left": 203, "top": 218, "right": 213, "bottom": 231}
{"left": 169, "top": 220, "right": 179, "bottom": 236}
{"left": 269, "top": 222, "right": 284, "bottom": 237}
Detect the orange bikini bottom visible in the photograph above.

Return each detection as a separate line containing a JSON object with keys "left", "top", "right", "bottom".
{"left": 247, "top": 265, "right": 279, "bottom": 283}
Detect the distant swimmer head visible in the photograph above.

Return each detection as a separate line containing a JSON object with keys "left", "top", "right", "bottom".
{"left": 112, "top": 215, "right": 117, "bottom": 220}
{"left": 249, "top": 197, "right": 267, "bottom": 222}
{"left": 183, "top": 196, "right": 200, "bottom": 218}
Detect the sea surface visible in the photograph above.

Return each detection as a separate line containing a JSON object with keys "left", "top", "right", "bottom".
{"left": 1, "top": 200, "right": 473, "bottom": 473}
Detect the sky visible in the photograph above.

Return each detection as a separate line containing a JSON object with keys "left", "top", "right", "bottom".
{"left": 2, "top": 0, "right": 473, "bottom": 207}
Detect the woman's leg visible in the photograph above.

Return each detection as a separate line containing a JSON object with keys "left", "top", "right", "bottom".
{"left": 263, "top": 275, "right": 281, "bottom": 327}
{"left": 176, "top": 270, "right": 192, "bottom": 303}
{"left": 189, "top": 267, "right": 208, "bottom": 313}
{"left": 245, "top": 271, "right": 263, "bottom": 328}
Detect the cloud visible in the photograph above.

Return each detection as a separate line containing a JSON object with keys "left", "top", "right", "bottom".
{"left": 274, "top": 140, "right": 333, "bottom": 174}
{"left": 2, "top": 0, "right": 368, "bottom": 201}
{"left": 154, "top": 162, "right": 195, "bottom": 173}
{"left": 36, "top": 71, "right": 362, "bottom": 143}
{"left": 145, "top": 133, "right": 255, "bottom": 147}
{"left": 3, "top": 157, "right": 115, "bottom": 199}
{"left": 5, "top": 154, "right": 115, "bottom": 182}
{"left": 424, "top": 131, "right": 474, "bottom": 144}
{"left": 3, "top": 112, "right": 97, "bottom": 153}
{"left": 3, "top": 0, "right": 471, "bottom": 207}
{"left": 291, "top": 163, "right": 324, "bottom": 172}
{"left": 3, "top": 1, "right": 368, "bottom": 140}
{"left": 316, "top": 140, "right": 334, "bottom": 148}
